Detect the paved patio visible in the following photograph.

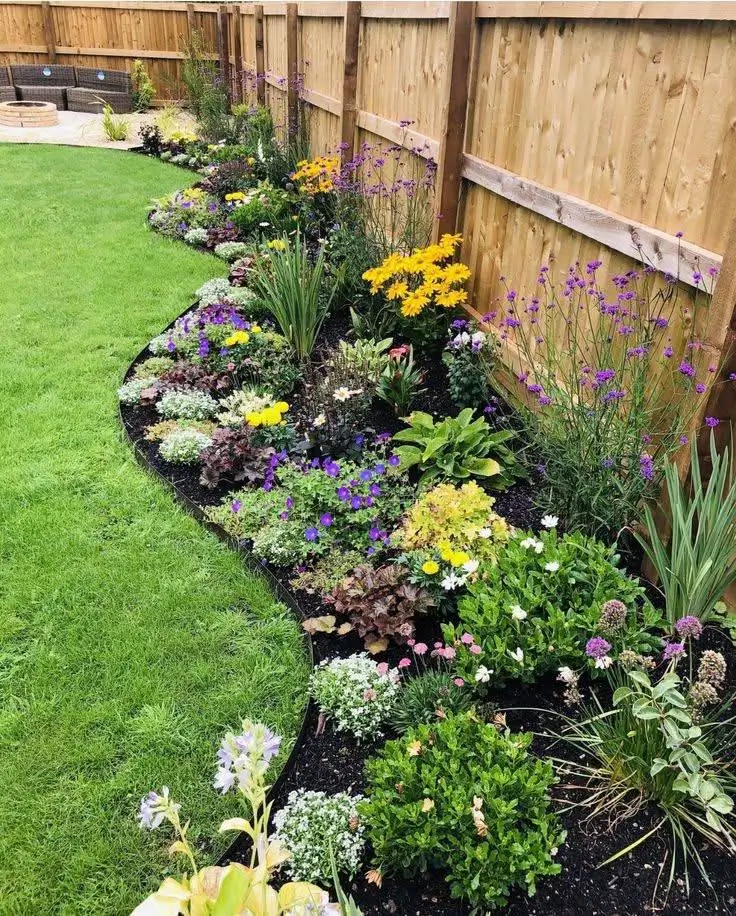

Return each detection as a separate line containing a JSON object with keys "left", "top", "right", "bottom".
{"left": 0, "top": 108, "right": 195, "bottom": 148}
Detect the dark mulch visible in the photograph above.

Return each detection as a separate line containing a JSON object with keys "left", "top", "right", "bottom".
{"left": 119, "top": 308, "right": 736, "bottom": 916}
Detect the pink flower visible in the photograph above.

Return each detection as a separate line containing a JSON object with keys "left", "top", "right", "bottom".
{"left": 442, "top": 646, "right": 457, "bottom": 660}
{"left": 453, "top": 678, "right": 465, "bottom": 687}
{"left": 460, "top": 633, "right": 475, "bottom": 645}
{"left": 407, "top": 638, "right": 416, "bottom": 647}
{"left": 413, "top": 642, "right": 428, "bottom": 655}
{"left": 363, "top": 688, "right": 377, "bottom": 701}
{"left": 376, "top": 662, "right": 389, "bottom": 676}
{"left": 469, "top": 644, "right": 482, "bottom": 655}
{"left": 398, "top": 658, "right": 411, "bottom": 669}
{"left": 434, "top": 641, "right": 443, "bottom": 649}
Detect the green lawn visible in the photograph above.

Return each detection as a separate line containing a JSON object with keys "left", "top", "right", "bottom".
{"left": 0, "top": 145, "right": 309, "bottom": 916}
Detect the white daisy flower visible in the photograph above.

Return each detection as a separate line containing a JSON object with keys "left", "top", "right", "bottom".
{"left": 478, "top": 528, "right": 492, "bottom": 539}
{"left": 463, "top": 559, "right": 479, "bottom": 574}
{"left": 475, "top": 665, "right": 492, "bottom": 683}
{"left": 509, "top": 647, "right": 524, "bottom": 664}
{"left": 541, "top": 514, "right": 559, "bottom": 529}
{"left": 545, "top": 561, "right": 560, "bottom": 572}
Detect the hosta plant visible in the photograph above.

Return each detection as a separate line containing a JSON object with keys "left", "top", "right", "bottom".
{"left": 392, "top": 408, "right": 521, "bottom": 489}
{"left": 360, "top": 712, "right": 565, "bottom": 911}
{"left": 324, "top": 563, "right": 434, "bottom": 647}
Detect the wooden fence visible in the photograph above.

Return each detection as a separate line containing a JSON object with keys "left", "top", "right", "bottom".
{"left": 2, "top": 0, "right": 735, "bottom": 444}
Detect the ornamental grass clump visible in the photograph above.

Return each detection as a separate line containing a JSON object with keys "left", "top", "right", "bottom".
{"left": 635, "top": 433, "right": 736, "bottom": 627}
{"left": 360, "top": 712, "right": 565, "bottom": 911}
{"left": 310, "top": 653, "right": 400, "bottom": 740}
{"left": 272, "top": 789, "right": 366, "bottom": 884}
{"left": 490, "top": 259, "right": 727, "bottom": 541}
{"left": 250, "top": 233, "right": 336, "bottom": 360}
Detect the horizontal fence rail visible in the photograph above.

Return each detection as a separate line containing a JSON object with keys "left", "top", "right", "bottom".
{"left": 1, "top": 0, "right": 734, "bottom": 447}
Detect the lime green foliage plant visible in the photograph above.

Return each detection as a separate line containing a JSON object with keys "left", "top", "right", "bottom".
{"left": 102, "top": 103, "right": 129, "bottom": 141}
{"left": 250, "top": 234, "right": 336, "bottom": 360}
{"left": 360, "top": 713, "right": 565, "bottom": 911}
{"left": 635, "top": 433, "right": 736, "bottom": 626}
{"left": 131, "top": 59, "right": 155, "bottom": 111}
{"left": 392, "top": 408, "right": 521, "bottom": 489}
{"left": 447, "top": 529, "right": 664, "bottom": 686}
{"left": 549, "top": 665, "right": 736, "bottom": 897}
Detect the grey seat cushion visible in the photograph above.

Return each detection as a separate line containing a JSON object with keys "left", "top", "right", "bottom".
{"left": 10, "top": 64, "right": 75, "bottom": 87}
{"left": 16, "top": 85, "right": 67, "bottom": 108}
{"left": 0, "top": 86, "right": 17, "bottom": 102}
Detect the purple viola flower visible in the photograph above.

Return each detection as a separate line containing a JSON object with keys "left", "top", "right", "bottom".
{"left": 369, "top": 526, "right": 381, "bottom": 541}
{"left": 198, "top": 335, "right": 210, "bottom": 358}
{"left": 336, "top": 486, "right": 350, "bottom": 501}
{"left": 304, "top": 527, "right": 319, "bottom": 542}
{"left": 231, "top": 499, "right": 242, "bottom": 514}
{"left": 364, "top": 496, "right": 375, "bottom": 508}
{"left": 451, "top": 319, "right": 468, "bottom": 330}
{"left": 663, "top": 641, "right": 686, "bottom": 662}
{"left": 359, "top": 469, "right": 373, "bottom": 482}
{"left": 585, "top": 636, "right": 612, "bottom": 659}
{"left": 285, "top": 496, "right": 294, "bottom": 510}
{"left": 675, "top": 616, "right": 703, "bottom": 640}
{"left": 350, "top": 496, "right": 362, "bottom": 510}
{"left": 278, "top": 511, "right": 289, "bottom": 521}
{"left": 375, "top": 431, "right": 391, "bottom": 444}
{"left": 388, "top": 454, "right": 401, "bottom": 467}
{"left": 319, "top": 513, "right": 333, "bottom": 527}
{"left": 369, "top": 483, "right": 382, "bottom": 497}
{"left": 374, "top": 463, "right": 386, "bottom": 475}
{"left": 324, "top": 461, "right": 340, "bottom": 478}
{"left": 354, "top": 434, "right": 365, "bottom": 448}
{"left": 166, "top": 338, "right": 176, "bottom": 353}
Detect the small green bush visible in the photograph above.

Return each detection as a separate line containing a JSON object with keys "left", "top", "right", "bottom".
{"left": 390, "top": 670, "right": 471, "bottom": 733}
{"left": 361, "top": 713, "right": 565, "bottom": 910}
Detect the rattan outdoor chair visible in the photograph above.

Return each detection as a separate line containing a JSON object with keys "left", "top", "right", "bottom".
{"left": 11, "top": 64, "right": 75, "bottom": 108}
{"left": 0, "top": 67, "right": 17, "bottom": 102}
{"left": 66, "top": 68, "right": 132, "bottom": 113}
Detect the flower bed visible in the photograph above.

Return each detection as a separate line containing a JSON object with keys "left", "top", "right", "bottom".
{"left": 123, "top": 106, "right": 736, "bottom": 915}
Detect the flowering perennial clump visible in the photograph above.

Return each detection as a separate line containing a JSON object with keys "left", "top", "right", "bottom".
{"left": 310, "top": 653, "right": 400, "bottom": 740}
{"left": 159, "top": 428, "right": 213, "bottom": 463}
{"left": 362, "top": 234, "right": 470, "bottom": 317}
{"left": 291, "top": 155, "right": 340, "bottom": 194}
{"left": 156, "top": 388, "right": 219, "bottom": 421}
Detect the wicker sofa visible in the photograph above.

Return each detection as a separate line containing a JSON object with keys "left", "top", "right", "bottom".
{"left": 66, "top": 67, "right": 132, "bottom": 113}
{"left": 0, "top": 67, "right": 17, "bottom": 102}
{"left": 10, "top": 64, "right": 75, "bottom": 108}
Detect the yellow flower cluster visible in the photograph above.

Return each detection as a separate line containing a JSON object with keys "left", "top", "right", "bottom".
{"left": 362, "top": 234, "right": 470, "bottom": 317}
{"left": 225, "top": 191, "right": 247, "bottom": 202}
{"left": 291, "top": 155, "right": 340, "bottom": 195}
{"left": 267, "top": 239, "right": 287, "bottom": 251}
{"left": 246, "top": 401, "right": 289, "bottom": 427}
{"left": 181, "top": 187, "right": 206, "bottom": 202}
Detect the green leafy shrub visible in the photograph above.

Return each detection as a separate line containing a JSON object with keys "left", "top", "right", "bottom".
{"left": 228, "top": 183, "right": 292, "bottom": 238}
{"left": 289, "top": 550, "right": 366, "bottom": 597}
{"left": 332, "top": 337, "right": 392, "bottom": 385}
{"left": 133, "top": 357, "right": 174, "bottom": 379}
{"left": 390, "top": 670, "right": 472, "bottom": 733}
{"left": 392, "top": 408, "right": 521, "bottom": 489}
{"left": 360, "top": 713, "right": 565, "bottom": 910}
{"left": 272, "top": 789, "right": 365, "bottom": 883}
{"left": 446, "top": 530, "right": 664, "bottom": 686}
{"left": 635, "top": 433, "right": 736, "bottom": 627}
{"left": 377, "top": 345, "right": 426, "bottom": 416}
{"left": 310, "top": 653, "right": 399, "bottom": 740}
{"left": 131, "top": 59, "right": 155, "bottom": 111}
{"left": 442, "top": 320, "right": 495, "bottom": 408}
{"left": 102, "top": 104, "right": 128, "bottom": 141}
{"left": 118, "top": 375, "right": 157, "bottom": 406}
{"left": 324, "top": 564, "right": 433, "bottom": 647}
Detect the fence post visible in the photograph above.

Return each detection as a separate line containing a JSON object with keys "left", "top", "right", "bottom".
{"left": 217, "top": 3, "right": 231, "bottom": 103}
{"left": 254, "top": 4, "right": 265, "bottom": 105}
{"left": 340, "top": 1, "right": 361, "bottom": 164}
{"left": 286, "top": 3, "right": 299, "bottom": 139}
{"left": 433, "top": 1, "right": 475, "bottom": 241}
{"left": 186, "top": 3, "right": 195, "bottom": 40}
{"left": 232, "top": 4, "right": 244, "bottom": 103}
{"left": 41, "top": 1, "right": 56, "bottom": 63}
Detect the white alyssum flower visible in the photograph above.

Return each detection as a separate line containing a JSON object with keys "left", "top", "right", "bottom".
{"left": 545, "top": 561, "right": 560, "bottom": 572}
{"left": 557, "top": 666, "right": 576, "bottom": 684}
{"left": 541, "top": 514, "right": 559, "bottom": 529}
{"left": 509, "top": 647, "right": 524, "bottom": 664}
{"left": 463, "top": 559, "right": 480, "bottom": 574}
{"left": 511, "top": 604, "right": 528, "bottom": 621}
{"left": 272, "top": 789, "right": 365, "bottom": 884}
{"left": 475, "top": 665, "right": 492, "bottom": 683}
{"left": 520, "top": 536, "right": 544, "bottom": 553}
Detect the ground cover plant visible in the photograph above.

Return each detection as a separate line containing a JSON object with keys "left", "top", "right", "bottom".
{"left": 0, "top": 145, "right": 309, "bottom": 916}
{"left": 113, "top": 91, "right": 736, "bottom": 915}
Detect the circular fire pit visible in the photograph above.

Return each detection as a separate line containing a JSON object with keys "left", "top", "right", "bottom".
{"left": 0, "top": 100, "right": 59, "bottom": 127}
